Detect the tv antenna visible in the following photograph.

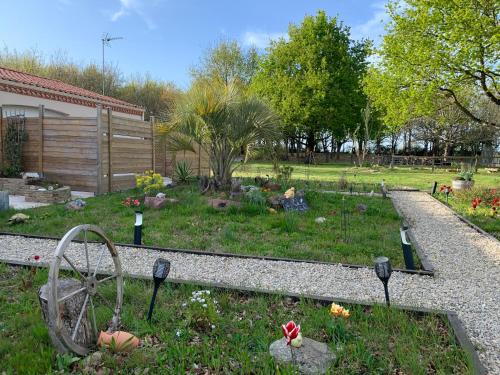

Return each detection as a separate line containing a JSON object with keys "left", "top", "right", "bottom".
{"left": 101, "top": 33, "right": 123, "bottom": 95}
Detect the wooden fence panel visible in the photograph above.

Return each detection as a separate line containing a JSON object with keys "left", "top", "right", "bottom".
{"left": 1, "top": 106, "right": 212, "bottom": 194}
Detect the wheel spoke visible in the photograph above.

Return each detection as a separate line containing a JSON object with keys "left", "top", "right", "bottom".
{"left": 63, "top": 255, "right": 86, "bottom": 281}
{"left": 72, "top": 293, "right": 89, "bottom": 341}
{"left": 58, "top": 287, "right": 86, "bottom": 304}
{"left": 89, "top": 296, "right": 98, "bottom": 339}
{"left": 93, "top": 245, "right": 106, "bottom": 277}
{"left": 98, "top": 274, "right": 117, "bottom": 284}
{"left": 84, "top": 230, "right": 90, "bottom": 276}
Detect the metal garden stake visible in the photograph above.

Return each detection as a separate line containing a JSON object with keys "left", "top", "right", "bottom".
{"left": 147, "top": 258, "right": 171, "bottom": 322}
{"left": 374, "top": 256, "right": 392, "bottom": 306}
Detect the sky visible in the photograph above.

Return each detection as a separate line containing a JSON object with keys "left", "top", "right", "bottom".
{"left": 0, "top": 0, "right": 389, "bottom": 89}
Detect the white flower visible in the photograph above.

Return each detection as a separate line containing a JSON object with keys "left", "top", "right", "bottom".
{"left": 191, "top": 298, "right": 196, "bottom": 302}
{"left": 200, "top": 299, "right": 205, "bottom": 303}
{"left": 211, "top": 325, "right": 216, "bottom": 329}
{"left": 176, "top": 330, "right": 182, "bottom": 337}
{"left": 192, "top": 291, "right": 196, "bottom": 296}
{"left": 202, "top": 304, "right": 208, "bottom": 308}
{"left": 182, "top": 303, "right": 187, "bottom": 307}
{"left": 206, "top": 291, "right": 210, "bottom": 295}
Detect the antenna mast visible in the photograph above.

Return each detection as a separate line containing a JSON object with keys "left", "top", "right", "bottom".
{"left": 101, "top": 33, "right": 123, "bottom": 95}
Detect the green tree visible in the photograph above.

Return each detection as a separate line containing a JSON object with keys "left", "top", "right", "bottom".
{"left": 118, "top": 75, "right": 179, "bottom": 121}
{"left": 368, "top": 0, "right": 499, "bottom": 128}
{"left": 191, "top": 39, "right": 259, "bottom": 87}
{"left": 252, "top": 11, "right": 371, "bottom": 155}
{"left": 163, "top": 78, "right": 281, "bottom": 189}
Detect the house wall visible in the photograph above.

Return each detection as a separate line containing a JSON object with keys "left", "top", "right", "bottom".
{"left": 0, "top": 91, "right": 142, "bottom": 120}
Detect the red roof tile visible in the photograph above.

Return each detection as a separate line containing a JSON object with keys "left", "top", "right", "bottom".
{"left": 0, "top": 66, "right": 143, "bottom": 114}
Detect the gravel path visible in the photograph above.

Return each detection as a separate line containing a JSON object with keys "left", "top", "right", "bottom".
{"left": 0, "top": 191, "right": 498, "bottom": 373}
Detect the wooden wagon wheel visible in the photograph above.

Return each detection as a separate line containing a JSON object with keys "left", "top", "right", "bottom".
{"left": 47, "top": 224, "right": 123, "bottom": 356}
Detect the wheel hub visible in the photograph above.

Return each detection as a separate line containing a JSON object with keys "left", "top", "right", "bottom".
{"left": 86, "top": 276, "right": 98, "bottom": 296}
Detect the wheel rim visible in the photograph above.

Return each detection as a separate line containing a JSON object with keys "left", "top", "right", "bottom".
{"left": 47, "top": 224, "right": 123, "bottom": 356}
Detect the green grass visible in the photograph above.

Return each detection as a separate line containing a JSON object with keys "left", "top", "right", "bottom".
{"left": 0, "top": 184, "right": 411, "bottom": 267}
{"left": 0, "top": 264, "right": 473, "bottom": 374}
{"left": 235, "top": 162, "right": 500, "bottom": 191}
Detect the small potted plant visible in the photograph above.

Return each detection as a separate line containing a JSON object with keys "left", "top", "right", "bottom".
{"left": 452, "top": 170, "right": 474, "bottom": 190}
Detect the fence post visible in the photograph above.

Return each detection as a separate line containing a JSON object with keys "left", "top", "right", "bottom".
{"left": 150, "top": 116, "right": 155, "bottom": 173}
{"left": 96, "top": 105, "right": 103, "bottom": 195}
{"left": 38, "top": 105, "right": 45, "bottom": 176}
{"left": 107, "top": 108, "right": 113, "bottom": 193}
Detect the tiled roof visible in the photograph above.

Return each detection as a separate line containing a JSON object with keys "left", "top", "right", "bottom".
{"left": 0, "top": 66, "right": 144, "bottom": 116}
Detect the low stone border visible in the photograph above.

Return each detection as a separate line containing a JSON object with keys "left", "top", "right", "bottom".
{"left": 0, "top": 259, "right": 484, "bottom": 374}
{"left": 428, "top": 193, "right": 499, "bottom": 243}
{"left": 0, "top": 231, "right": 434, "bottom": 277}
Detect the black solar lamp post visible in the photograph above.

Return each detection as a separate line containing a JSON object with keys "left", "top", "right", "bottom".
{"left": 431, "top": 181, "right": 438, "bottom": 195}
{"left": 374, "top": 256, "right": 393, "bottom": 306}
{"left": 147, "top": 258, "right": 171, "bottom": 322}
{"left": 444, "top": 186, "right": 450, "bottom": 204}
{"left": 134, "top": 211, "right": 143, "bottom": 245}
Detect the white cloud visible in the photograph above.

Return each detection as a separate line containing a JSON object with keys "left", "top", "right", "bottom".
{"left": 351, "top": 1, "right": 390, "bottom": 45}
{"left": 110, "top": 0, "right": 157, "bottom": 30}
{"left": 242, "top": 31, "right": 288, "bottom": 49}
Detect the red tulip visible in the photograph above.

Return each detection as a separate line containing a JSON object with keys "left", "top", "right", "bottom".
{"left": 34, "top": 255, "right": 40, "bottom": 261}
{"left": 133, "top": 199, "right": 140, "bottom": 206}
{"left": 281, "top": 321, "right": 300, "bottom": 345}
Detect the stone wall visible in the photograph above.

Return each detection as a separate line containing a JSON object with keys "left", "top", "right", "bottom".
{"left": 0, "top": 178, "right": 29, "bottom": 195}
{"left": 24, "top": 186, "right": 71, "bottom": 204}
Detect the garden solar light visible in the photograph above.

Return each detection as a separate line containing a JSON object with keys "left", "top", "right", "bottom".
{"left": 147, "top": 258, "right": 171, "bottom": 322}
{"left": 444, "top": 187, "right": 450, "bottom": 204}
{"left": 374, "top": 256, "right": 392, "bottom": 306}
{"left": 134, "top": 211, "right": 143, "bottom": 245}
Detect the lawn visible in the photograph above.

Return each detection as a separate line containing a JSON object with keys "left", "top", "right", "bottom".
{"left": 0, "top": 264, "right": 473, "bottom": 374}
{"left": 235, "top": 162, "right": 500, "bottom": 191}
{"left": 0, "top": 184, "right": 411, "bottom": 267}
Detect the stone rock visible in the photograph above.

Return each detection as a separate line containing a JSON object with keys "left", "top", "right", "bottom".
{"left": 8, "top": 213, "right": 30, "bottom": 224}
{"left": 66, "top": 199, "right": 86, "bottom": 211}
{"left": 269, "top": 337, "right": 336, "bottom": 374}
{"left": 267, "top": 195, "right": 283, "bottom": 210}
{"left": 315, "top": 217, "right": 326, "bottom": 224}
{"left": 144, "top": 196, "right": 167, "bottom": 209}
{"left": 356, "top": 203, "right": 368, "bottom": 213}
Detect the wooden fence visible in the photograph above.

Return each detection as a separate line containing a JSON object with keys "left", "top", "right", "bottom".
{"left": 0, "top": 105, "right": 209, "bottom": 193}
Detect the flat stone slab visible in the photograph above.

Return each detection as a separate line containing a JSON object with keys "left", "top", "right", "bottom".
{"left": 269, "top": 337, "right": 336, "bottom": 374}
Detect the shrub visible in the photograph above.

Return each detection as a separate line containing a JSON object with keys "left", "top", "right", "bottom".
{"left": 136, "top": 170, "right": 163, "bottom": 196}
{"left": 276, "top": 165, "right": 294, "bottom": 183}
{"left": 174, "top": 161, "right": 194, "bottom": 183}
{"left": 244, "top": 189, "right": 266, "bottom": 206}
{"left": 2, "top": 120, "right": 28, "bottom": 177}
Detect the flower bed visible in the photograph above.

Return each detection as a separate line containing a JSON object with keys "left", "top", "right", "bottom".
{"left": 436, "top": 186, "right": 499, "bottom": 238}
{"left": 0, "top": 184, "right": 415, "bottom": 268}
{"left": 0, "top": 264, "right": 475, "bottom": 374}
{"left": 24, "top": 185, "right": 71, "bottom": 204}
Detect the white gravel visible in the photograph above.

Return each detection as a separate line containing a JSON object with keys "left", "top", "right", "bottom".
{"left": 0, "top": 191, "right": 498, "bottom": 373}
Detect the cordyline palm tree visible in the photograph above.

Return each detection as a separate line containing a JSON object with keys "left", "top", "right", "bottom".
{"left": 159, "top": 78, "right": 281, "bottom": 189}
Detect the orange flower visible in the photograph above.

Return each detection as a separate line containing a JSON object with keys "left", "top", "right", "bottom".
{"left": 330, "top": 303, "right": 349, "bottom": 319}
